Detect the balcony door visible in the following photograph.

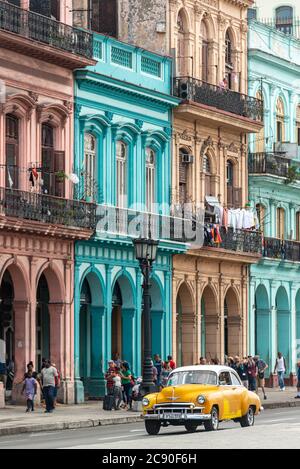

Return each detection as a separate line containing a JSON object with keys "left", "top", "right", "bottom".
{"left": 116, "top": 141, "right": 127, "bottom": 208}
{"left": 201, "top": 21, "right": 209, "bottom": 82}
{"left": 84, "top": 133, "right": 96, "bottom": 201}
{"left": 276, "top": 208, "right": 285, "bottom": 239}
{"left": 29, "top": 0, "right": 60, "bottom": 20}
{"left": 5, "top": 114, "right": 19, "bottom": 189}
{"left": 91, "top": 0, "right": 117, "bottom": 36}
{"left": 146, "top": 148, "right": 156, "bottom": 212}
{"left": 225, "top": 30, "right": 233, "bottom": 90}
{"left": 42, "top": 123, "right": 65, "bottom": 197}
{"left": 276, "top": 6, "right": 293, "bottom": 34}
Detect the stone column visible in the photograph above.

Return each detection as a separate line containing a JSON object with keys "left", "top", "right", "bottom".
{"left": 74, "top": 263, "right": 84, "bottom": 403}
{"left": 87, "top": 306, "right": 106, "bottom": 397}
{"left": 248, "top": 277, "right": 256, "bottom": 356}
{"left": 48, "top": 303, "right": 64, "bottom": 374}
{"left": 151, "top": 310, "right": 164, "bottom": 359}
{"left": 135, "top": 269, "right": 142, "bottom": 377}
{"left": 12, "top": 301, "right": 30, "bottom": 404}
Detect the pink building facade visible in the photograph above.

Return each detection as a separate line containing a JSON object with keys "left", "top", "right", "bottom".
{"left": 0, "top": 0, "right": 95, "bottom": 404}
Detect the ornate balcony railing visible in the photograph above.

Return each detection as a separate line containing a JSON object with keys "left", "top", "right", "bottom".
{"left": 96, "top": 205, "right": 203, "bottom": 245}
{"left": 0, "top": 0, "right": 93, "bottom": 59}
{"left": 249, "top": 152, "right": 291, "bottom": 177}
{"left": 204, "top": 225, "right": 262, "bottom": 255}
{"left": 263, "top": 237, "right": 300, "bottom": 262}
{"left": 253, "top": 17, "right": 300, "bottom": 39}
{"left": 174, "top": 77, "right": 264, "bottom": 122}
{"left": 0, "top": 187, "right": 96, "bottom": 229}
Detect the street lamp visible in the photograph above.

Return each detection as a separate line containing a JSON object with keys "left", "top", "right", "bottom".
{"left": 133, "top": 237, "right": 159, "bottom": 396}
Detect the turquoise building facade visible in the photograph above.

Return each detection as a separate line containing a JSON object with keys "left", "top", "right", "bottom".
{"left": 73, "top": 34, "right": 185, "bottom": 401}
{"left": 248, "top": 20, "right": 300, "bottom": 383}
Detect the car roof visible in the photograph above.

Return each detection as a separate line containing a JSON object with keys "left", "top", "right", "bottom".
{"left": 170, "top": 365, "right": 235, "bottom": 373}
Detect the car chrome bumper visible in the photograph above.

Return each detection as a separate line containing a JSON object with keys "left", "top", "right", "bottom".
{"left": 143, "top": 413, "right": 212, "bottom": 421}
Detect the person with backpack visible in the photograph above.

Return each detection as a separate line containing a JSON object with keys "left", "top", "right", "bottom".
{"left": 247, "top": 356, "right": 258, "bottom": 391}
{"left": 274, "top": 352, "right": 287, "bottom": 391}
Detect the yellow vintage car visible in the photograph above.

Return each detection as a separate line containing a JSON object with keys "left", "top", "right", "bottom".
{"left": 142, "top": 365, "right": 262, "bottom": 435}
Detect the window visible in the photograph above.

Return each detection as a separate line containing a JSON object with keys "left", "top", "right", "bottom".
{"left": 201, "top": 21, "right": 209, "bottom": 82}
{"left": 29, "top": 0, "right": 60, "bottom": 20}
{"left": 276, "top": 207, "right": 285, "bottom": 239}
{"left": 203, "top": 153, "right": 213, "bottom": 196}
{"left": 5, "top": 114, "right": 19, "bottom": 188}
{"left": 255, "top": 91, "right": 265, "bottom": 152}
{"left": 91, "top": 0, "right": 117, "bottom": 36}
{"left": 116, "top": 141, "right": 127, "bottom": 208}
{"left": 179, "top": 148, "right": 189, "bottom": 204}
{"left": 41, "top": 124, "right": 65, "bottom": 197}
{"left": 84, "top": 133, "right": 96, "bottom": 200}
{"left": 276, "top": 97, "right": 285, "bottom": 143}
{"left": 225, "top": 30, "right": 233, "bottom": 89}
{"left": 226, "top": 160, "right": 234, "bottom": 206}
{"left": 247, "top": 8, "right": 257, "bottom": 21}
{"left": 219, "top": 371, "right": 232, "bottom": 386}
{"left": 177, "top": 9, "right": 187, "bottom": 76}
{"left": 256, "top": 203, "right": 265, "bottom": 234}
{"left": 146, "top": 148, "right": 156, "bottom": 212}
{"left": 167, "top": 371, "right": 217, "bottom": 386}
{"left": 230, "top": 372, "right": 242, "bottom": 386}
{"left": 276, "top": 6, "right": 293, "bottom": 35}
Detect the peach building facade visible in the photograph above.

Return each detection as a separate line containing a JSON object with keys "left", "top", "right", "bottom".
{"left": 0, "top": 0, "right": 95, "bottom": 404}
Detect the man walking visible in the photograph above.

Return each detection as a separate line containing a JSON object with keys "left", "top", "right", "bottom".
{"left": 274, "top": 352, "right": 286, "bottom": 391}
{"left": 153, "top": 354, "right": 163, "bottom": 386}
{"left": 41, "top": 359, "right": 58, "bottom": 413}
{"left": 295, "top": 361, "right": 300, "bottom": 399}
{"left": 255, "top": 355, "right": 268, "bottom": 400}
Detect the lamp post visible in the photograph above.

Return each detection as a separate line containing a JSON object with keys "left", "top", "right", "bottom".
{"left": 133, "top": 237, "right": 159, "bottom": 396}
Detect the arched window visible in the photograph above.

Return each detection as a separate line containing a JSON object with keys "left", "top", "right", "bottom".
{"left": 276, "top": 97, "right": 285, "bottom": 143}
{"left": 225, "top": 30, "right": 234, "bottom": 90}
{"left": 201, "top": 21, "right": 209, "bottom": 82}
{"left": 116, "top": 141, "right": 127, "bottom": 208}
{"left": 177, "top": 9, "right": 187, "bottom": 76}
{"left": 255, "top": 91, "right": 265, "bottom": 152}
{"left": 276, "top": 6, "right": 293, "bottom": 35}
{"left": 145, "top": 148, "right": 156, "bottom": 212}
{"left": 256, "top": 203, "right": 265, "bottom": 234}
{"left": 179, "top": 147, "right": 189, "bottom": 204}
{"left": 84, "top": 133, "right": 96, "bottom": 200}
{"left": 5, "top": 114, "right": 19, "bottom": 188}
{"left": 203, "top": 153, "right": 213, "bottom": 196}
{"left": 276, "top": 207, "right": 285, "bottom": 239}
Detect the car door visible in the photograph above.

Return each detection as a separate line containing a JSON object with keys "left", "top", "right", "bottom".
{"left": 218, "top": 371, "right": 235, "bottom": 419}
{"left": 230, "top": 371, "right": 245, "bottom": 418}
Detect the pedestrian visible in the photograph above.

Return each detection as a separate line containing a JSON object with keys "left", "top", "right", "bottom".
{"left": 22, "top": 370, "right": 37, "bottom": 412}
{"left": 51, "top": 363, "right": 60, "bottom": 408}
{"left": 25, "top": 361, "right": 40, "bottom": 403}
{"left": 113, "top": 353, "right": 122, "bottom": 369}
{"left": 41, "top": 359, "right": 58, "bottom": 413}
{"left": 247, "top": 356, "right": 258, "bottom": 392}
{"left": 235, "top": 357, "right": 248, "bottom": 388}
{"left": 295, "top": 361, "right": 300, "bottom": 399}
{"left": 167, "top": 355, "right": 176, "bottom": 370}
{"left": 112, "top": 368, "right": 123, "bottom": 410}
{"left": 105, "top": 360, "right": 116, "bottom": 397}
{"left": 255, "top": 355, "right": 268, "bottom": 400}
{"left": 199, "top": 357, "right": 207, "bottom": 365}
{"left": 274, "top": 352, "right": 287, "bottom": 391}
{"left": 119, "top": 362, "right": 133, "bottom": 410}
{"left": 0, "top": 340, "right": 7, "bottom": 390}
{"left": 161, "top": 361, "right": 172, "bottom": 387}
{"left": 151, "top": 360, "right": 158, "bottom": 384}
{"left": 132, "top": 377, "right": 142, "bottom": 401}
{"left": 153, "top": 354, "right": 163, "bottom": 386}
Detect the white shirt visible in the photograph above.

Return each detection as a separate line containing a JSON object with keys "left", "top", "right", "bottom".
{"left": 276, "top": 357, "right": 285, "bottom": 372}
{"left": 113, "top": 375, "right": 122, "bottom": 387}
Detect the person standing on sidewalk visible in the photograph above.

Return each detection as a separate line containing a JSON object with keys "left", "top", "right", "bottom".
{"left": 247, "top": 356, "right": 258, "bottom": 391}
{"left": 22, "top": 370, "right": 37, "bottom": 412}
{"left": 51, "top": 363, "right": 60, "bottom": 408}
{"left": 255, "top": 355, "right": 268, "bottom": 400}
{"left": 274, "top": 352, "right": 286, "bottom": 391}
{"left": 295, "top": 361, "right": 300, "bottom": 399}
{"left": 41, "top": 359, "right": 58, "bottom": 413}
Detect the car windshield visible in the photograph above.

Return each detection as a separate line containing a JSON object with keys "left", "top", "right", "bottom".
{"left": 167, "top": 370, "right": 217, "bottom": 386}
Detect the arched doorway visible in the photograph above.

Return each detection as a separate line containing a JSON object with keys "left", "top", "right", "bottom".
{"left": 111, "top": 274, "right": 135, "bottom": 369}
{"left": 176, "top": 283, "right": 195, "bottom": 367}
{"left": 224, "top": 287, "right": 241, "bottom": 357}
{"left": 201, "top": 286, "right": 219, "bottom": 362}
{"left": 79, "top": 272, "right": 105, "bottom": 398}
{"left": 276, "top": 287, "right": 290, "bottom": 372}
{"left": 36, "top": 274, "right": 50, "bottom": 372}
{"left": 0, "top": 271, "right": 14, "bottom": 397}
{"left": 255, "top": 285, "right": 270, "bottom": 367}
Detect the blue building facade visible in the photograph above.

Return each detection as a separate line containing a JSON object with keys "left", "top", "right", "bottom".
{"left": 73, "top": 34, "right": 185, "bottom": 401}
{"left": 248, "top": 20, "right": 300, "bottom": 384}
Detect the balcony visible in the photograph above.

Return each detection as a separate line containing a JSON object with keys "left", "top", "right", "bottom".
{"left": 173, "top": 77, "right": 264, "bottom": 133}
{"left": 0, "top": 187, "right": 96, "bottom": 238}
{"left": 95, "top": 205, "right": 203, "bottom": 246}
{"left": 203, "top": 226, "right": 262, "bottom": 256}
{"left": 249, "top": 152, "right": 291, "bottom": 178}
{"left": 0, "top": 1, "right": 95, "bottom": 68}
{"left": 263, "top": 237, "right": 300, "bottom": 262}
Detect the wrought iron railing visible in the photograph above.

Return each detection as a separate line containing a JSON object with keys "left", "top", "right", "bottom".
{"left": 263, "top": 237, "right": 300, "bottom": 261}
{"left": 174, "top": 77, "right": 264, "bottom": 122}
{"left": 204, "top": 225, "right": 262, "bottom": 254}
{"left": 95, "top": 205, "right": 203, "bottom": 245}
{"left": 0, "top": 0, "right": 93, "bottom": 59}
{"left": 249, "top": 152, "right": 291, "bottom": 177}
{"left": 252, "top": 17, "right": 300, "bottom": 39}
{"left": 0, "top": 187, "right": 96, "bottom": 229}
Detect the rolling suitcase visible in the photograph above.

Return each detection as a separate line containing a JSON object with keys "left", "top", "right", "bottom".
{"left": 103, "top": 394, "right": 114, "bottom": 410}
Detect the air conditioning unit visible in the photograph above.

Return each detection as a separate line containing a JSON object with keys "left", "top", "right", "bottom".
{"left": 181, "top": 153, "right": 194, "bottom": 164}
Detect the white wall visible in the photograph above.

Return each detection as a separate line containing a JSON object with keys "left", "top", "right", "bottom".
{"left": 252, "top": 0, "right": 300, "bottom": 19}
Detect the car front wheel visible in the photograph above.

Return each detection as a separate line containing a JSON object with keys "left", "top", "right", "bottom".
{"left": 145, "top": 420, "right": 161, "bottom": 435}
{"left": 184, "top": 422, "right": 198, "bottom": 433}
{"left": 204, "top": 406, "right": 219, "bottom": 431}
{"left": 240, "top": 406, "right": 255, "bottom": 427}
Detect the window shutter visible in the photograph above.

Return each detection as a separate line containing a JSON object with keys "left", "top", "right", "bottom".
{"left": 91, "top": 0, "right": 117, "bottom": 36}
{"left": 227, "top": 185, "right": 233, "bottom": 207}
{"left": 54, "top": 151, "right": 65, "bottom": 198}
{"left": 233, "top": 187, "right": 242, "bottom": 208}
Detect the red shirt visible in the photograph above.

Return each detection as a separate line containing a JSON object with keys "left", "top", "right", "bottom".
{"left": 169, "top": 360, "right": 176, "bottom": 370}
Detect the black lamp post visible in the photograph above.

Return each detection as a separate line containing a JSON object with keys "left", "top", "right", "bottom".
{"left": 133, "top": 237, "right": 159, "bottom": 396}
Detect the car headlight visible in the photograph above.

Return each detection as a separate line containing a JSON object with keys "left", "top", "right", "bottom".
{"left": 142, "top": 397, "right": 150, "bottom": 406}
{"left": 197, "top": 395, "right": 206, "bottom": 404}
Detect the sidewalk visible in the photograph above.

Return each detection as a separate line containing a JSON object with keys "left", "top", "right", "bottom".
{"left": 0, "top": 387, "right": 299, "bottom": 437}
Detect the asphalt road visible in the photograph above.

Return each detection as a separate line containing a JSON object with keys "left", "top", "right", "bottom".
{"left": 0, "top": 408, "right": 299, "bottom": 449}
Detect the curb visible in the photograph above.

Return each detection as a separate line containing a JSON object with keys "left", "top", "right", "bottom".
{"left": 0, "top": 414, "right": 143, "bottom": 437}
{"left": 263, "top": 401, "right": 300, "bottom": 410}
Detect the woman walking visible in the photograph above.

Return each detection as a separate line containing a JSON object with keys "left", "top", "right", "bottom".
{"left": 120, "top": 362, "right": 133, "bottom": 410}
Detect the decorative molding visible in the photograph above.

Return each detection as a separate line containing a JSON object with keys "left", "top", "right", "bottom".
{"left": 200, "top": 136, "right": 214, "bottom": 156}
